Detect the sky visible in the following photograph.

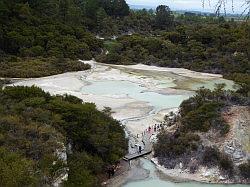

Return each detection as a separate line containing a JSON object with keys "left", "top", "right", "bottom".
{"left": 127, "top": 0, "right": 247, "bottom": 14}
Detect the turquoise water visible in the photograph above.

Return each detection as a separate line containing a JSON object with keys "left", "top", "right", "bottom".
{"left": 82, "top": 80, "right": 190, "bottom": 110}
{"left": 124, "top": 159, "right": 247, "bottom": 187}
{"left": 124, "top": 178, "right": 247, "bottom": 187}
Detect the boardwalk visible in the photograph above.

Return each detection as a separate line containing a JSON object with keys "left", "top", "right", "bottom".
{"left": 123, "top": 150, "right": 152, "bottom": 161}
{"left": 123, "top": 126, "right": 157, "bottom": 161}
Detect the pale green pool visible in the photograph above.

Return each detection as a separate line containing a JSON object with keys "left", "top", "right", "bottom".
{"left": 82, "top": 80, "right": 191, "bottom": 110}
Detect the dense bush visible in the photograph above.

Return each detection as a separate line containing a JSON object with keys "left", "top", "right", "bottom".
{"left": 202, "top": 147, "right": 221, "bottom": 166}
{"left": 0, "top": 0, "right": 103, "bottom": 78}
{"left": 154, "top": 130, "right": 200, "bottom": 158}
{"left": 239, "top": 161, "right": 250, "bottom": 179}
{"left": 181, "top": 102, "right": 222, "bottom": 132}
{"left": 219, "top": 153, "right": 234, "bottom": 173}
{"left": 0, "top": 57, "right": 90, "bottom": 78}
{"left": 202, "top": 147, "right": 234, "bottom": 174}
{"left": 0, "top": 86, "right": 127, "bottom": 185}
{"left": 178, "top": 85, "right": 234, "bottom": 134}
{"left": 0, "top": 148, "right": 37, "bottom": 186}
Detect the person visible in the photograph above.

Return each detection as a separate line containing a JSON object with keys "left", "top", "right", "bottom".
{"left": 139, "top": 146, "right": 142, "bottom": 154}
{"left": 111, "top": 165, "right": 115, "bottom": 176}
{"left": 107, "top": 166, "right": 112, "bottom": 179}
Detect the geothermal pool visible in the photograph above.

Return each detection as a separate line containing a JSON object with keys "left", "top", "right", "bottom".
{"left": 82, "top": 80, "right": 191, "bottom": 111}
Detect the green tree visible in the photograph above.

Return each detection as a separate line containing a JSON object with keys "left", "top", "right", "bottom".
{"left": 155, "top": 5, "right": 174, "bottom": 29}
{"left": 96, "top": 7, "right": 108, "bottom": 32}
{"left": 101, "top": 0, "right": 129, "bottom": 17}
{"left": 59, "top": 0, "right": 69, "bottom": 22}
{"left": 112, "top": 0, "right": 129, "bottom": 17}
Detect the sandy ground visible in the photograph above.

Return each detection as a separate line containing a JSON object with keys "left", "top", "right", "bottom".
{"left": 112, "top": 63, "right": 223, "bottom": 79}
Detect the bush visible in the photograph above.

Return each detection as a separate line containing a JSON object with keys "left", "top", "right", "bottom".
{"left": 0, "top": 57, "right": 91, "bottom": 78}
{"left": 0, "top": 148, "right": 37, "bottom": 186}
{"left": 239, "top": 161, "right": 250, "bottom": 179}
{"left": 219, "top": 153, "right": 234, "bottom": 173}
{"left": 202, "top": 147, "right": 220, "bottom": 166}
{"left": 30, "top": 46, "right": 44, "bottom": 56}
{"left": 154, "top": 131, "right": 200, "bottom": 158}
{"left": 202, "top": 146, "right": 234, "bottom": 174}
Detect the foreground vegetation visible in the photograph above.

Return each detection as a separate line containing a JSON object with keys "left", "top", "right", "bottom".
{"left": 0, "top": 86, "right": 127, "bottom": 186}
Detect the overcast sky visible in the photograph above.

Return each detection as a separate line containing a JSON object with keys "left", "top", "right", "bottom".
{"left": 127, "top": 0, "right": 247, "bottom": 13}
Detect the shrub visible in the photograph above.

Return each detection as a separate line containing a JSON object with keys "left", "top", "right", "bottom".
{"left": 219, "top": 153, "right": 234, "bottom": 173}
{"left": 0, "top": 148, "right": 37, "bottom": 186}
{"left": 202, "top": 146, "right": 220, "bottom": 166}
{"left": 0, "top": 58, "right": 91, "bottom": 78}
{"left": 154, "top": 131, "right": 200, "bottom": 158}
{"left": 239, "top": 161, "right": 250, "bottom": 179}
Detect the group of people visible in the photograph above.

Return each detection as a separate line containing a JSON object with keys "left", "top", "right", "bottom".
{"left": 137, "top": 123, "right": 163, "bottom": 138}
{"left": 135, "top": 124, "right": 164, "bottom": 155}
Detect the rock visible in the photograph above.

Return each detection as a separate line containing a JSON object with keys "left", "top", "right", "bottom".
{"left": 204, "top": 171, "right": 211, "bottom": 177}
{"left": 179, "top": 162, "right": 183, "bottom": 169}
{"left": 219, "top": 176, "right": 226, "bottom": 180}
{"left": 233, "top": 151, "right": 244, "bottom": 159}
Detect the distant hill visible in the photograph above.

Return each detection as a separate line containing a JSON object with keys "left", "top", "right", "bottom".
{"left": 129, "top": 4, "right": 156, "bottom": 10}
{"left": 129, "top": 4, "right": 242, "bottom": 18}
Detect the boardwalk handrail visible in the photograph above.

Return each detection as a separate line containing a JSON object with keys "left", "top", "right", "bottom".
{"left": 123, "top": 150, "right": 152, "bottom": 161}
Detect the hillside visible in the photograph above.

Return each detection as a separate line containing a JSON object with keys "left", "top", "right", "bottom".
{"left": 154, "top": 85, "right": 250, "bottom": 183}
